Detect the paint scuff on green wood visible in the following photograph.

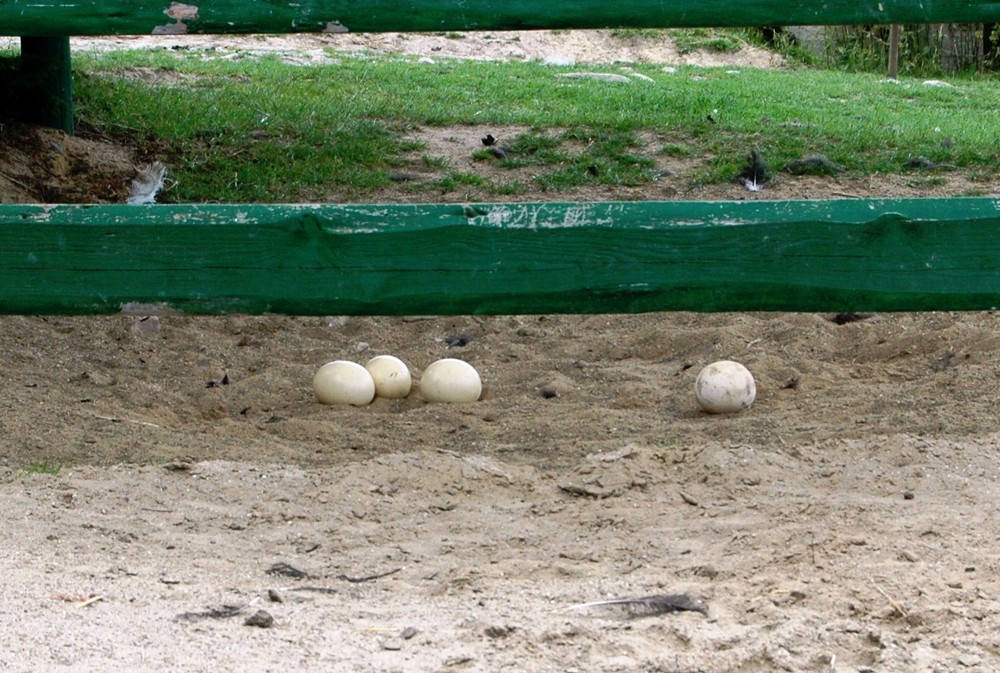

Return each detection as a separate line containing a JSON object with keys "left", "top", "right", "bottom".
{"left": 2, "top": 198, "right": 1000, "bottom": 316}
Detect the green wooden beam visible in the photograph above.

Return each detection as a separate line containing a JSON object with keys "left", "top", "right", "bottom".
{"left": 19, "top": 36, "right": 74, "bottom": 134}
{"left": 2, "top": 198, "right": 1000, "bottom": 315}
{"left": 2, "top": 0, "right": 1000, "bottom": 36}
{"left": 8, "top": 2, "right": 999, "bottom": 134}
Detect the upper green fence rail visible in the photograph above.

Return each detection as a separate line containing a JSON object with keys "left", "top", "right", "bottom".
{"left": 2, "top": 0, "right": 1000, "bottom": 35}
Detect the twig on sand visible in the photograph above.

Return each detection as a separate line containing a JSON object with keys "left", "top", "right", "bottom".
{"left": 872, "top": 580, "right": 908, "bottom": 618}
{"left": 0, "top": 169, "right": 34, "bottom": 192}
{"left": 336, "top": 567, "right": 403, "bottom": 583}
{"left": 94, "top": 414, "right": 161, "bottom": 429}
{"left": 75, "top": 595, "right": 105, "bottom": 608}
{"left": 52, "top": 593, "right": 104, "bottom": 607}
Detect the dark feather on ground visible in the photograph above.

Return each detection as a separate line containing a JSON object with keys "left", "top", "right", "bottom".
{"left": 566, "top": 593, "right": 708, "bottom": 618}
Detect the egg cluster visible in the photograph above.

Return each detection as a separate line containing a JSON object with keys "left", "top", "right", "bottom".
{"left": 313, "top": 356, "right": 481, "bottom": 406}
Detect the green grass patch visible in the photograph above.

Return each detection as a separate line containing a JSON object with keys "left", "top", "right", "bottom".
{"left": 668, "top": 28, "right": 745, "bottom": 54}
{"left": 70, "top": 49, "right": 1000, "bottom": 201}
{"left": 609, "top": 28, "right": 665, "bottom": 40}
{"left": 13, "top": 461, "right": 62, "bottom": 479}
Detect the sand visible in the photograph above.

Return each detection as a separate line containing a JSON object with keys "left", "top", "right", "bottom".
{"left": 1, "top": 31, "right": 999, "bottom": 673}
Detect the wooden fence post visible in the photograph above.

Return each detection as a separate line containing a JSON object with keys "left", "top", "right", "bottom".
{"left": 888, "top": 24, "right": 901, "bottom": 77}
{"left": 20, "top": 36, "right": 74, "bottom": 134}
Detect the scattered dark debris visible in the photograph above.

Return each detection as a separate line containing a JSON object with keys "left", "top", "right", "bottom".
{"left": 905, "top": 156, "right": 956, "bottom": 171}
{"left": 488, "top": 146, "right": 509, "bottom": 159}
{"left": 388, "top": 171, "right": 424, "bottom": 182}
{"left": 566, "top": 593, "right": 708, "bottom": 618}
{"left": 782, "top": 378, "right": 799, "bottom": 390}
{"left": 831, "top": 312, "right": 871, "bottom": 325}
{"left": 481, "top": 133, "right": 496, "bottom": 146}
{"left": 784, "top": 154, "right": 844, "bottom": 176}
{"left": 287, "top": 585, "right": 338, "bottom": 595}
{"left": 445, "top": 332, "right": 473, "bottom": 348}
{"left": 690, "top": 564, "right": 719, "bottom": 579}
{"left": 244, "top": 610, "right": 275, "bottom": 628}
{"left": 336, "top": 567, "right": 402, "bottom": 583}
{"left": 205, "top": 373, "right": 230, "bottom": 388}
{"left": 903, "top": 491, "right": 915, "bottom": 500}
{"left": 400, "top": 626, "right": 419, "bottom": 640}
{"left": 175, "top": 604, "right": 248, "bottom": 622}
{"left": 539, "top": 387, "right": 559, "bottom": 399}
{"left": 586, "top": 165, "right": 599, "bottom": 176}
{"left": 266, "top": 562, "right": 314, "bottom": 579}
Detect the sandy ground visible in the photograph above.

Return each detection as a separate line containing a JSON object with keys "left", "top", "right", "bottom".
{"left": 2, "top": 31, "right": 1000, "bottom": 673}
{"left": 2, "top": 312, "right": 1000, "bottom": 672}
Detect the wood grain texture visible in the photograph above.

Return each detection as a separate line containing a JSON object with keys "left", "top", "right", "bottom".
{"left": 1, "top": 0, "right": 1000, "bottom": 36}
{"left": 3, "top": 198, "right": 1000, "bottom": 315}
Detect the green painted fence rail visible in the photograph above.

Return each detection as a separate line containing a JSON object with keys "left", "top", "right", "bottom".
{"left": 3, "top": 198, "right": 1000, "bottom": 315}
{"left": 3, "top": 0, "right": 1000, "bottom": 36}
{"left": 4, "top": 1, "right": 1000, "bottom": 132}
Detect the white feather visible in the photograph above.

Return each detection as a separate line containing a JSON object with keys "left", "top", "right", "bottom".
{"left": 127, "top": 162, "right": 167, "bottom": 204}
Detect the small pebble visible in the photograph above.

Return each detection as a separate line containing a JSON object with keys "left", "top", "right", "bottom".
{"left": 244, "top": 610, "right": 275, "bottom": 628}
{"left": 267, "top": 589, "right": 283, "bottom": 603}
{"left": 542, "top": 54, "right": 575, "bottom": 66}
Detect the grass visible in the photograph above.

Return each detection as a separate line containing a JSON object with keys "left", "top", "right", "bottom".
{"left": 68, "top": 48, "right": 1000, "bottom": 201}
{"left": 12, "top": 461, "right": 62, "bottom": 479}
{"left": 667, "top": 28, "right": 745, "bottom": 54}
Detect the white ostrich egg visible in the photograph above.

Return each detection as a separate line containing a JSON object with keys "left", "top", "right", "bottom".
{"left": 365, "top": 355, "right": 412, "bottom": 398}
{"left": 420, "top": 358, "right": 482, "bottom": 403}
{"left": 694, "top": 360, "right": 756, "bottom": 414}
{"left": 313, "top": 360, "right": 376, "bottom": 406}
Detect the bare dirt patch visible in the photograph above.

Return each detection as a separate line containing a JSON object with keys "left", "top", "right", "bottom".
{"left": 2, "top": 33, "right": 1000, "bottom": 673}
